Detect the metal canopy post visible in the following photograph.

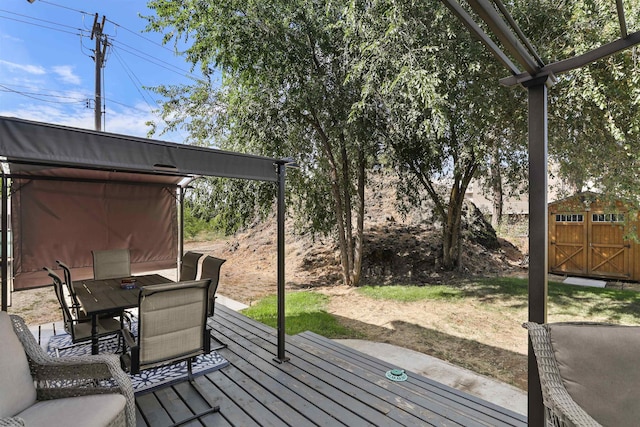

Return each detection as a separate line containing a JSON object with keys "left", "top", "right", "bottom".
{"left": 178, "top": 186, "right": 185, "bottom": 281}
{"left": 1, "top": 174, "right": 7, "bottom": 312}
{"left": 274, "top": 162, "right": 289, "bottom": 363}
{"left": 525, "top": 77, "right": 549, "bottom": 427}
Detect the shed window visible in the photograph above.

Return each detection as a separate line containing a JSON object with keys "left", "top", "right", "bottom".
{"left": 592, "top": 213, "right": 624, "bottom": 222}
{"left": 555, "top": 214, "right": 583, "bottom": 222}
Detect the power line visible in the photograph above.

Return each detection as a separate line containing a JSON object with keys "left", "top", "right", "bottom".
{"left": 110, "top": 39, "right": 204, "bottom": 82}
{"left": 106, "top": 17, "right": 175, "bottom": 54}
{"left": 0, "top": 84, "right": 86, "bottom": 104}
{"left": 0, "top": 8, "right": 82, "bottom": 31}
{"left": 0, "top": 13, "right": 84, "bottom": 36}
{"left": 111, "top": 48, "right": 157, "bottom": 111}
{"left": 36, "top": 0, "right": 89, "bottom": 16}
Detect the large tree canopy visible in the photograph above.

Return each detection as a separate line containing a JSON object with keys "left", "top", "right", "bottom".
{"left": 144, "top": 0, "right": 640, "bottom": 280}
{"left": 346, "top": 0, "right": 528, "bottom": 269}
{"left": 511, "top": 0, "right": 640, "bottom": 206}
{"left": 145, "top": 0, "right": 384, "bottom": 285}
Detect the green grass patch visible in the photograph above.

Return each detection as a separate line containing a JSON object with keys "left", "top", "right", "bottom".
{"left": 356, "top": 285, "right": 463, "bottom": 302}
{"left": 358, "top": 277, "right": 640, "bottom": 324}
{"left": 241, "top": 291, "right": 360, "bottom": 338}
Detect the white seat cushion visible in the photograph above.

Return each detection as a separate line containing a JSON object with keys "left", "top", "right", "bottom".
{"left": 17, "top": 394, "right": 126, "bottom": 427}
{"left": 0, "top": 312, "right": 37, "bottom": 418}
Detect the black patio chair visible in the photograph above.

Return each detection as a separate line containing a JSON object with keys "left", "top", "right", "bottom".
{"left": 92, "top": 248, "right": 131, "bottom": 280}
{"left": 181, "top": 251, "right": 204, "bottom": 281}
{"left": 55, "top": 260, "right": 84, "bottom": 318}
{"left": 56, "top": 259, "right": 131, "bottom": 327}
{"left": 120, "top": 279, "right": 220, "bottom": 424}
{"left": 200, "top": 256, "right": 227, "bottom": 350}
{"left": 44, "top": 267, "right": 122, "bottom": 351}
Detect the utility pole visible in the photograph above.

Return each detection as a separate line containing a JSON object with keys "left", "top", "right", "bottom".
{"left": 90, "top": 14, "right": 107, "bottom": 131}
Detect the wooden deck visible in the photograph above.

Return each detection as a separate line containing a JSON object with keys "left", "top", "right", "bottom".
{"left": 135, "top": 304, "right": 528, "bottom": 426}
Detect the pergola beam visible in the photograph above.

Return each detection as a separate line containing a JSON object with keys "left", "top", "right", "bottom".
{"left": 440, "top": 0, "right": 521, "bottom": 75}
{"left": 467, "top": 0, "right": 539, "bottom": 74}
{"left": 501, "top": 30, "right": 640, "bottom": 86}
{"left": 616, "top": 0, "right": 628, "bottom": 38}
{"left": 492, "top": 0, "right": 545, "bottom": 67}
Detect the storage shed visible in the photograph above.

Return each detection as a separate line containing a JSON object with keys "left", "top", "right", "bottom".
{"left": 548, "top": 192, "right": 640, "bottom": 281}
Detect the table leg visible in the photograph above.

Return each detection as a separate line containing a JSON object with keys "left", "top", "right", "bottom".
{"left": 91, "top": 315, "right": 99, "bottom": 355}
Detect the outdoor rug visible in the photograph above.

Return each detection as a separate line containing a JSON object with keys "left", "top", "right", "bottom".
{"left": 47, "top": 322, "right": 229, "bottom": 394}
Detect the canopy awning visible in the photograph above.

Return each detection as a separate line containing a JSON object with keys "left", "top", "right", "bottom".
{"left": 0, "top": 115, "right": 284, "bottom": 293}
{"left": 0, "top": 116, "right": 279, "bottom": 183}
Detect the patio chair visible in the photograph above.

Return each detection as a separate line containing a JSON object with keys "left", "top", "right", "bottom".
{"left": 200, "top": 256, "right": 227, "bottom": 349}
{"left": 44, "top": 267, "right": 122, "bottom": 348}
{"left": 0, "top": 312, "right": 135, "bottom": 427}
{"left": 92, "top": 248, "right": 131, "bottom": 280}
{"left": 200, "top": 256, "right": 226, "bottom": 317}
{"left": 56, "top": 260, "right": 130, "bottom": 326}
{"left": 55, "top": 260, "right": 81, "bottom": 318}
{"left": 120, "top": 279, "right": 219, "bottom": 423}
{"left": 180, "top": 251, "right": 203, "bottom": 281}
{"left": 524, "top": 321, "right": 640, "bottom": 427}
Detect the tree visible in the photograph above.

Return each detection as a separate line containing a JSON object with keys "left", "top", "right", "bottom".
{"left": 145, "top": 0, "right": 383, "bottom": 285}
{"left": 346, "top": 0, "right": 528, "bottom": 270}
{"left": 512, "top": 0, "right": 640, "bottom": 209}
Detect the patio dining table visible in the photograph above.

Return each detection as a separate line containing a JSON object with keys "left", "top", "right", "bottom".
{"left": 73, "top": 273, "right": 171, "bottom": 355}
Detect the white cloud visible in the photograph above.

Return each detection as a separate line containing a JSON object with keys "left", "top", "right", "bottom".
{"left": 51, "top": 65, "right": 81, "bottom": 85}
{"left": 0, "top": 59, "right": 46, "bottom": 75}
{"left": 0, "top": 105, "right": 93, "bottom": 129}
{"left": 0, "top": 101, "right": 184, "bottom": 143}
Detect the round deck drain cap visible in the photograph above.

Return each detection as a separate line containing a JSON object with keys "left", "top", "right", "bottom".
{"left": 385, "top": 369, "right": 407, "bottom": 382}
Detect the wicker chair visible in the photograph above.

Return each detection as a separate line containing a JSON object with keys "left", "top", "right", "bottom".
{"left": 524, "top": 322, "right": 640, "bottom": 427}
{"left": 0, "top": 312, "right": 135, "bottom": 427}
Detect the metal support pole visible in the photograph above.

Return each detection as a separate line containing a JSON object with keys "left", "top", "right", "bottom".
{"left": 178, "top": 187, "right": 184, "bottom": 281}
{"left": 1, "top": 174, "right": 7, "bottom": 311}
{"left": 524, "top": 77, "right": 549, "bottom": 427}
{"left": 274, "top": 163, "right": 289, "bottom": 363}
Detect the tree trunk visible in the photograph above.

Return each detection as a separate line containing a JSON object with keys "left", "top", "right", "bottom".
{"left": 442, "top": 188, "right": 463, "bottom": 270}
{"left": 350, "top": 146, "right": 366, "bottom": 285}
{"left": 490, "top": 144, "right": 503, "bottom": 228}
{"left": 340, "top": 140, "right": 354, "bottom": 282}
{"left": 441, "top": 161, "right": 477, "bottom": 270}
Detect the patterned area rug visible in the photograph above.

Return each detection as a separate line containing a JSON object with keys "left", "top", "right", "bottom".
{"left": 47, "top": 323, "right": 229, "bottom": 394}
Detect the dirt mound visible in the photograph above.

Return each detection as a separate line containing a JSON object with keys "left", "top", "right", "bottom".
{"left": 197, "top": 173, "right": 525, "bottom": 304}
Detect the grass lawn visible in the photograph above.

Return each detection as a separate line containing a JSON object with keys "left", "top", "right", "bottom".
{"left": 241, "top": 291, "right": 363, "bottom": 338}
{"left": 242, "top": 277, "right": 640, "bottom": 390}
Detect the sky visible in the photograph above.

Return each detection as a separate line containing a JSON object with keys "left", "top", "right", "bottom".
{"left": 0, "top": 0, "right": 203, "bottom": 142}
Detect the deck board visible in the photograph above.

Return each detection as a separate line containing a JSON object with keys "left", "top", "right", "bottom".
{"left": 136, "top": 303, "right": 528, "bottom": 427}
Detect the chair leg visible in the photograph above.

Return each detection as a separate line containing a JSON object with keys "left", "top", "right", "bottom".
{"left": 210, "top": 334, "right": 227, "bottom": 351}
{"left": 168, "top": 376, "right": 220, "bottom": 427}
{"left": 206, "top": 318, "right": 227, "bottom": 350}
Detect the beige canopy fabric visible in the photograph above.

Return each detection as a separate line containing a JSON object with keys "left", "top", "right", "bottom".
{"left": 12, "top": 178, "right": 177, "bottom": 289}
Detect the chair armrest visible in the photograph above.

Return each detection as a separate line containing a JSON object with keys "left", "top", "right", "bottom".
{"left": 523, "top": 322, "right": 602, "bottom": 427}
{"left": 9, "top": 315, "right": 136, "bottom": 427}
{"left": 0, "top": 418, "right": 25, "bottom": 427}
{"left": 120, "top": 327, "right": 140, "bottom": 374}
